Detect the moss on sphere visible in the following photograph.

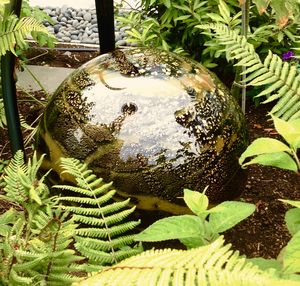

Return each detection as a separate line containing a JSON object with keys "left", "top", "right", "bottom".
{"left": 36, "top": 48, "right": 248, "bottom": 214}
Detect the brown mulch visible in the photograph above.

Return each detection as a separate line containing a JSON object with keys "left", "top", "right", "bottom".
{"left": 0, "top": 45, "right": 299, "bottom": 260}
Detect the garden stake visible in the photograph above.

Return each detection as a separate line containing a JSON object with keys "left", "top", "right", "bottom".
{"left": 1, "top": 0, "right": 25, "bottom": 156}
{"left": 241, "top": 0, "right": 249, "bottom": 114}
{"left": 95, "top": 0, "right": 115, "bottom": 54}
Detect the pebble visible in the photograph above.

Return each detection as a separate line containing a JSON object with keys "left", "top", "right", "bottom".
{"left": 39, "top": 6, "right": 134, "bottom": 46}
{"left": 83, "top": 12, "right": 92, "bottom": 22}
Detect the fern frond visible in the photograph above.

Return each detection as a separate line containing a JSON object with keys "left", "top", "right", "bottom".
{"left": 75, "top": 234, "right": 138, "bottom": 252}
{"left": 75, "top": 221, "right": 140, "bottom": 239}
{"left": 75, "top": 243, "right": 143, "bottom": 265}
{"left": 0, "top": 15, "right": 51, "bottom": 56}
{"left": 197, "top": 23, "right": 300, "bottom": 120}
{"left": 0, "top": 208, "right": 18, "bottom": 236}
{"left": 2, "top": 150, "right": 27, "bottom": 204}
{"left": 73, "top": 207, "right": 136, "bottom": 227}
{"left": 0, "top": 98, "right": 6, "bottom": 128}
{"left": 57, "top": 189, "right": 116, "bottom": 205}
{"left": 9, "top": 268, "right": 33, "bottom": 285}
{"left": 55, "top": 157, "right": 142, "bottom": 268}
{"left": 60, "top": 199, "right": 131, "bottom": 216}
{"left": 45, "top": 273, "right": 80, "bottom": 285}
{"left": 74, "top": 236, "right": 300, "bottom": 286}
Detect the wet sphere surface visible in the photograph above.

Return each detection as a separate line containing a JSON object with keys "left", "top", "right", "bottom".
{"left": 36, "top": 48, "right": 248, "bottom": 214}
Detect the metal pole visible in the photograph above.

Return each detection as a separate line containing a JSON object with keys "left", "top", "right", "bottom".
{"left": 1, "top": 0, "right": 25, "bottom": 155}
{"left": 95, "top": 0, "right": 116, "bottom": 54}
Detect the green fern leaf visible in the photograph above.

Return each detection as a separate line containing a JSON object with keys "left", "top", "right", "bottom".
{"left": 73, "top": 207, "right": 136, "bottom": 227}
{"left": 75, "top": 221, "right": 140, "bottom": 239}
{"left": 74, "top": 236, "right": 300, "bottom": 286}
{"left": 9, "top": 269, "right": 33, "bottom": 285}
{"left": 75, "top": 234, "right": 138, "bottom": 252}
{"left": 0, "top": 15, "right": 53, "bottom": 56}
{"left": 256, "top": 81, "right": 284, "bottom": 97}
{"left": 0, "top": 208, "right": 18, "bottom": 236}
{"left": 55, "top": 158, "right": 141, "bottom": 268}
{"left": 0, "top": 98, "right": 6, "bottom": 128}
{"left": 197, "top": 23, "right": 300, "bottom": 120}
{"left": 61, "top": 199, "right": 131, "bottom": 216}
{"left": 58, "top": 189, "right": 116, "bottom": 205}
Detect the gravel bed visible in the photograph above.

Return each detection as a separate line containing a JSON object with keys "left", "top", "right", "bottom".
{"left": 40, "top": 5, "right": 135, "bottom": 46}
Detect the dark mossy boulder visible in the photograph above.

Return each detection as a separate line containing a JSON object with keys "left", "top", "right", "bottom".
{"left": 36, "top": 47, "right": 248, "bottom": 214}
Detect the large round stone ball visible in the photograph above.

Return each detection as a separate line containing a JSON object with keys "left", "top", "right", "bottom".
{"left": 36, "top": 48, "right": 248, "bottom": 214}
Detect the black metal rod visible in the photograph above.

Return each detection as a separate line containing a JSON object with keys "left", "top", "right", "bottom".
{"left": 95, "top": 0, "right": 116, "bottom": 54}
{"left": 1, "top": 0, "right": 25, "bottom": 156}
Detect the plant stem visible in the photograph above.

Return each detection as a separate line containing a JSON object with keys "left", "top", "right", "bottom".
{"left": 231, "top": 0, "right": 249, "bottom": 114}
{"left": 20, "top": 63, "right": 50, "bottom": 99}
{"left": 292, "top": 149, "right": 300, "bottom": 172}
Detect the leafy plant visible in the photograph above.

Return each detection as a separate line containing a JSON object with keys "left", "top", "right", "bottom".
{"left": 0, "top": 0, "right": 56, "bottom": 144}
{"left": 19, "top": 0, "right": 56, "bottom": 49}
{"left": 239, "top": 115, "right": 300, "bottom": 172}
{"left": 0, "top": 151, "right": 83, "bottom": 285}
{"left": 251, "top": 0, "right": 300, "bottom": 28}
{"left": 135, "top": 188, "right": 255, "bottom": 248}
{"left": 117, "top": 0, "right": 300, "bottom": 71}
{"left": 0, "top": 152, "right": 141, "bottom": 285}
{"left": 197, "top": 23, "right": 300, "bottom": 120}
{"left": 277, "top": 199, "right": 300, "bottom": 274}
{"left": 55, "top": 157, "right": 142, "bottom": 271}
{"left": 74, "top": 236, "right": 300, "bottom": 286}
{"left": 0, "top": 0, "right": 55, "bottom": 56}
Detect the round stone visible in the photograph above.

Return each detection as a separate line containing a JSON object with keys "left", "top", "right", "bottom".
{"left": 53, "top": 24, "right": 61, "bottom": 33}
{"left": 83, "top": 12, "right": 92, "bottom": 22}
{"left": 116, "top": 40, "right": 127, "bottom": 46}
{"left": 71, "top": 35, "right": 78, "bottom": 40}
{"left": 115, "top": 32, "right": 122, "bottom": 41}
{"left": 56, "top": 32, "right": 64, "bottom": 39}
{"left": 61, "top": 36, "right": 71, "bottom": 42}
{"left": 72, "top": 19, "right": 79, "bottom": 27}
{"left": 61, "top": 5, "right": 68, "bottom": 14}
{"left": 36, "top": 48, "right": 248, "bottom": 214}
{"left": 91, "top": 18, "right": 98, "bottom": 25}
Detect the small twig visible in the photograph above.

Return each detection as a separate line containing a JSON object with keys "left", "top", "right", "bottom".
{"left": 19, "top": 62, "right": 50, "bottom": 98}
{"left": 16, "top": 85, "right": 46, "bottom": 107}
{"left": 24, "top": 50, "right": 49, "bottom": 63}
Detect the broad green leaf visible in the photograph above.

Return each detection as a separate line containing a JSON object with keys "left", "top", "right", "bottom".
{"left": 135, "top": 215, "right": 204, "bottom": 242}
{"left": 179, "top": 227, "right": 215, "bottom": 249}
{"left": 162, "top": 0, "right": 171, "bottom": 8}
{"left": 270, "top": 0, "right": 290, "bottom": 28}
{"left": 248, "top": 258, "right": 282, "bottom": 272}
{"left": 242, "top": 152, "right": 298, "bottom": 172}
{"left": 280, "top": 199, "right": 300, "bottom": 209}
{"left": 183, "top": 188, "right": 208, "bottom": 217}
{"left": 283, "top": 230, "right": 300, "bottom": 274}
{"left": 272, "top": 115, "right": 300, "bottom": 149}
{"left": 206, "top": 13, "right": 226, "bottom": 23}
{"left": 208, "top": 201, "right": 255, "bottom": 233}
{"left": 239, "top": 138, "right": 291, "bottom": 165}
{"left": 218, "top": 0, "right": 231, "bottom": 23}
{"left": 252, "top": 0, "right": 270, "bottom": 14}
{"left": 174, "top": 15, "right": 191, "bottom": 22}
{"left": 285, "top": 208, "right": 300, "bottom": 236}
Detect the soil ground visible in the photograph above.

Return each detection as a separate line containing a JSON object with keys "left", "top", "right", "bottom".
{"left": 0, "top": 45, "right": 299, "bottom": 260}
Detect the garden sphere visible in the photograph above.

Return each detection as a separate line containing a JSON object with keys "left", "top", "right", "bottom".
{"left": 36, "top": 47, "right": 248, "bottom": 214}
